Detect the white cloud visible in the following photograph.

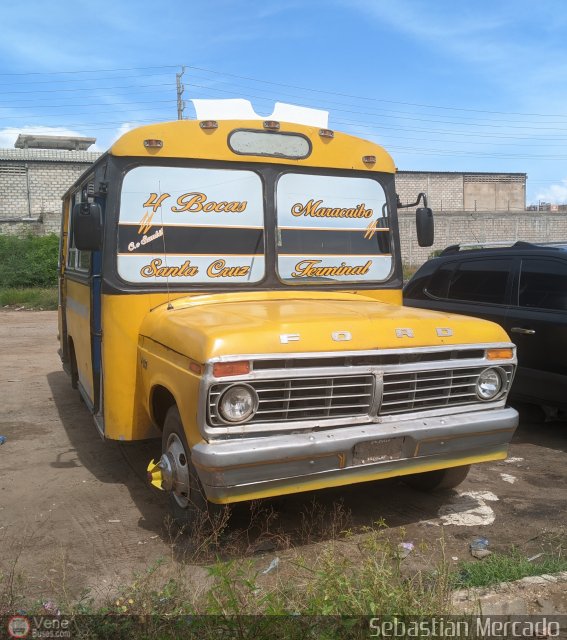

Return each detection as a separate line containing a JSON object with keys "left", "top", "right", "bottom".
{"left": 0, "top": 125, "right": 100, "bottom": 150}
{"left": 536, "top": 178, "right": 567, "bottom": 204}
{"left": 109, "top": 122, "right": 136, "bottom": 145}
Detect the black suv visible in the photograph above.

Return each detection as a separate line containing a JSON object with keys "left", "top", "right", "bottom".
{"left": 403, "top": 242, "right": 567, "bottom": 410}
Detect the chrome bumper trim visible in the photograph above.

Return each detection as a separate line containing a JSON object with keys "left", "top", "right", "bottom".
{"left": 192, "top": 406, "right": 518, "bottom": 501}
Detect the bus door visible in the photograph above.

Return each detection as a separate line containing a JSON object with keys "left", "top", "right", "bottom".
{"left": 65, "top": 182, "right": 103, "bottom": 426}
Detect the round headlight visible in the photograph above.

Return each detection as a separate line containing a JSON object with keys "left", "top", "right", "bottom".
{"left": 476, "top": 368, "right": 503, "bottom": 401}
{"left": 217, "top": 384, "right": 258, "bottom": 423}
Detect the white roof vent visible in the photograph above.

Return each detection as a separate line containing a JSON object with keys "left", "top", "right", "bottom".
{"left": 191, "top": 99, "right": 328, "bottom": 128}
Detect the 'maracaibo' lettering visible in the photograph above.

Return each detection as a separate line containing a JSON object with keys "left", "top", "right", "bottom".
{"left": 292, "top": 259, "right": 373, "bottom": 278}
{"left": 171, "top": 192, "right": 247, "bottom": 213}
{"left": 291, "top": 199, "right": 373, "bottom": 219}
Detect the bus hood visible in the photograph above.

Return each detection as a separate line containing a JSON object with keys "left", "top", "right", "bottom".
{"left": 139, "top": 291, "right": 511, "bottom": 363}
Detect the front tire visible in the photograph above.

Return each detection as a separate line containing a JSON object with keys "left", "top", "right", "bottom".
{"left": 403, "top": 464, "right": 471, "bottom": 491}
{"left": 162, "top": 406, "right": 209, "bottom": 526}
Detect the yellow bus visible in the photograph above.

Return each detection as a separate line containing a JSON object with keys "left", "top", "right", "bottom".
{"left": 59, "top": 102, "right": 518, "bottom": 523}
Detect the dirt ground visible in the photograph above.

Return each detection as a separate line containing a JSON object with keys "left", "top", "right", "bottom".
{"left": 1, "top": 310, "right": 566, "bottom": 604}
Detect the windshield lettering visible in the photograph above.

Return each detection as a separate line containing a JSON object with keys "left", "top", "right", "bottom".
{"left": 292, "top": 259, "right": 373, "bottom": 278}
{"left": 291, "top": 199, "right": 373, "bottom": 219}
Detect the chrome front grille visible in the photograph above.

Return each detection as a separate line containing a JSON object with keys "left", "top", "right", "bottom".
{"left": 380, "top": 365, "right": 514, "bottom": 415}
{"left": 208, "top": 374, "right": 375, "bottom": 426}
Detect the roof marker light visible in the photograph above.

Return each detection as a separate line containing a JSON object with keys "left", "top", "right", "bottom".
{"left": 263, "top": 120, "right": 280, "bottom": 131}
{"left": 319, "top": 129, "right": 334, "bottom": 138}
{"left": 362, "top": 155, "right": 377, "bottom": 164}
{"left": 143, "top": 139, "right": 163, "bottom": 148}
{"left": 200, "top": 120, "right": 218, "bottom": 129}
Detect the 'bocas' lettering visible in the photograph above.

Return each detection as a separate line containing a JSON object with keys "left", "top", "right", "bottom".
{"left": 292, "top": 259, "right": 373, "bottom": 278}
{"left": 291, "top": 199, "right": 373, "bottom": 219}
{"left": 171, "top": 192, "right": 247, "bottom": 213}
{"left": 140, "top": 258, "right": 199, "bottom": 278}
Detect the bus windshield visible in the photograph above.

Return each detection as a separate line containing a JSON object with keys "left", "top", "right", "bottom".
{"left": 117, "top": 165, "right": 392, "bottom": 286}
{"left": 117, "top": 166, "right": 265, "bottom": 284}
{"left": 276, "top": 173, "right": 391, "bottom": 284}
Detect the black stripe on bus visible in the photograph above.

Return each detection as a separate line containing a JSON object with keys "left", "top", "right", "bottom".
{"left": 118, "top": 225, "right": 265, "bottom": 255}
{"left": 278, "top": 228, "right": 391, "bottom": 255}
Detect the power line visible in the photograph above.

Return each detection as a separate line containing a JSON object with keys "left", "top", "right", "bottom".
{"left": 183, "top": 64, "right": 567, "bottom": 119}
{"left": 0, "top": 71, "right": 173, "bottom": 87}
{"left": 185, "top": 83, "right": 567, "bottom": 132}
{"left": 0, "top": 64, "right": 179, "bottom": 77}
{"left": 0, "top": 81, "right": 174, "bottom": 96}
{"left": 184, "top": 70, "right": 567, "bottom": 126}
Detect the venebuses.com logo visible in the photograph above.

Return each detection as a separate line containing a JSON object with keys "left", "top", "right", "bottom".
{"left": 7, "top": 616, "right": 30, "bottom": 638}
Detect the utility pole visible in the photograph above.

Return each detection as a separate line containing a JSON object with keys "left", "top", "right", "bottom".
{"left": 176, "top": 66, "right": 186, "bottom": 120}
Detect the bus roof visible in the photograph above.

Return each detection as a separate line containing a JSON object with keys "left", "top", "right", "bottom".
{"left": 109, "top": 119, "right": 396, "bottom": 173}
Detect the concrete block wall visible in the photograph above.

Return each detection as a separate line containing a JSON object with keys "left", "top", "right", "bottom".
{"left": 396, "top": 172, "right": 526, "bottom": 212}
{"left": 399, "top": 210, "right": 567, "bottom": 266}
{"left": 0, "top": 149, "right": 99, "bottom": 237}
{"left": 397, "top": 172, "right": 464, "bottom": 211}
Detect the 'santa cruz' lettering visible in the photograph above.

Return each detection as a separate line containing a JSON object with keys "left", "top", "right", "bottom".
{"left": 139, "top": 258, "right": 253, "bottom": 279}
{"left": 171, "top": 192, "right": 247, "bottom": 213}
{"left": 292, "top": 259, "right": 373, "bottom": 278}
{"left": 291, "top": 199, "right": 373, "bottom": 219}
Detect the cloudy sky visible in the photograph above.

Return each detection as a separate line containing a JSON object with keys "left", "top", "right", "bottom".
{"left": 1, "top": 0, "right": 567, "bottom": 204}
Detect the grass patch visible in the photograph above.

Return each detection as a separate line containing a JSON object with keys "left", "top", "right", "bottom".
{"left": 0, "top": 234, "right": 59, "bottom": 288}
{"left": 2, "top": 506, "right": 565, "bottom": 638}
{"left": 453, "top": 549, "right": 567, "bottom": 589}
{"left": 0, "top": 287, "right": 58, "bottom": 310}
{"left": 1, "top": 520, "right": 454, "bottom": 620}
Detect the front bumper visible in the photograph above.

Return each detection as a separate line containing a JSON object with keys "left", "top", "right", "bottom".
{"left": 191, "top": 406, "right": 518, "bottom": 503}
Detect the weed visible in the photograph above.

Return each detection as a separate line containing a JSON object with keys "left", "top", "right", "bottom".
{"left": 0, "top": 286, "right": 58, "bottom": 309}
{"left": 0, "top": 234, "right": 59, "bottom": 288}
{"left": 453, "top": 548, "right": 567, "bottom": 589}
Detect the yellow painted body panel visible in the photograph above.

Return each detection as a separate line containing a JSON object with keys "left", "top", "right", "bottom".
{"left": 139, "top": 291, "right": 510, "bottom": 363}
{"left": 101, "top": 288, "right": 509, "bottom": 445}
{"left": 101, "top": 292, "right": 186, "bottom": 440}
{"left": 65, "top": 280, "right": 94, "bottom": 402}
{"left": 358, "top": 289, "right": 402, "bottom": 306}
{"left": 100, "top": 289, "right": 404, "bottom": 441}
{"left": 110, "top": 119, "right": 396, "bottom": 173}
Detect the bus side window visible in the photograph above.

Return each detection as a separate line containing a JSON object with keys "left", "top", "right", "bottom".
{"left": 67, "top": 188, "right": 92, "bottom": 273}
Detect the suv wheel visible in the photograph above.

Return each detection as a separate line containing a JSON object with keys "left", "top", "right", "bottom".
{"left": 403, "top": 464, "right": 471, "bottom": 491}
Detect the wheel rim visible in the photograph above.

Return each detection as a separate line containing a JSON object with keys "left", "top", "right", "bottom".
{"left": 165, "top": 432, "right": 191, "bottom": 509}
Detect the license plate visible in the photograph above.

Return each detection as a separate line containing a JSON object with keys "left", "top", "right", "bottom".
{"left": 352, "top": 438, "right": 405, "bottom": 465}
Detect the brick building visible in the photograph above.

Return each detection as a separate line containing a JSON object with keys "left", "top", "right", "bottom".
{"left": 0, "top": 134, "right": 100, "bottom": 236}
{"left": 396, "top": 171, "right": 526, "bottom": 212}
{"left": 0, "top": 134, "right": 528, "bottom": 238}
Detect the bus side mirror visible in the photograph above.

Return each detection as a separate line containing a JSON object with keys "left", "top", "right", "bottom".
{"left": 416, "top": 207, "right": 434, "bottom": 247}
{"left": 72, "top": 202, "right": 102, "bottom": 251}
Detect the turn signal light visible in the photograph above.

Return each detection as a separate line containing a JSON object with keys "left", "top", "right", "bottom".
{"left": 213, "top": 361, "right": 251, "bottom": 377}
{"left": 486, "top": 348, "right": 514, "bottom": 360}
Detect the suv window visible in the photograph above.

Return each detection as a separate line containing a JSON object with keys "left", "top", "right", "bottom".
{"left": 519, "top": 258, "right": 567, "bottom": 311}
{"left": 447, "top": 258, "right": 512, "bottom": 304}
{"left": 426, "top": 262, "right": 456, "bottom": 298}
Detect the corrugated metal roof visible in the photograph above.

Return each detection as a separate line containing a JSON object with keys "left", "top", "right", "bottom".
{"left": 0, "top": 148, "right": 102, "bottom": 163}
